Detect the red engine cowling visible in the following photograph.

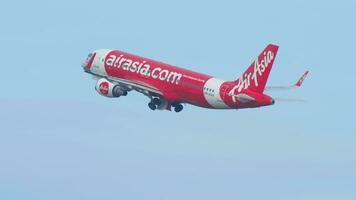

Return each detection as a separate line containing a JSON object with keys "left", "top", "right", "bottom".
{"left": 95, "top": 78, "right": 125, "bottom": 97}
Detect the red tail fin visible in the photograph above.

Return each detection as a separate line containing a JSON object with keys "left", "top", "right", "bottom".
{"left": 233, "top": 44, "right": 279, "bottom": 93}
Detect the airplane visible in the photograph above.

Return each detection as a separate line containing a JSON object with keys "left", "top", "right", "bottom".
{"left": 82, "top": 44, "right": 308, "bottom": 112}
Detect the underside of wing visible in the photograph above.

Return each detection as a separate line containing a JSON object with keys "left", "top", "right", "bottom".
{"left": 107, "top": 76, "right": 163, "bottom": 97}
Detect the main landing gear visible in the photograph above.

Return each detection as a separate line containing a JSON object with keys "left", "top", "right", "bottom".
{"left": 148, "top": 98, "right": 183, "bottom": 113}
{"left": 173, "top": 103, "right": 183, "bottom": 112}
{"left": 148, "top": 98, "right": 160, "bottom": 111}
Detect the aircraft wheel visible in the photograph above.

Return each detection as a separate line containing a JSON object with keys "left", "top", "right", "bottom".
{"left": 152, "top": 98, "right": 161, "bottom": 106}
{"left": 174, "top": 104, "right": 183, "bottom": 112}
{"left": 148, "top": 102, "right": 157, "bottom": 110}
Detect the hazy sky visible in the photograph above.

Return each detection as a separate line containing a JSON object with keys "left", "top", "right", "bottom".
{"left": 0, "top": 0, "right": 355, "bottom": 199}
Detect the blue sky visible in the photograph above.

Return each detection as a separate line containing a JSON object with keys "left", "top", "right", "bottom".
{"left": 0, "top": 0, "right": 355, "bottom": 199}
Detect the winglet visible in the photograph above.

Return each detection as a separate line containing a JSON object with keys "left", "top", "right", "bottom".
{"left": 295, "top": 71, "right": 309, "bottom": 87}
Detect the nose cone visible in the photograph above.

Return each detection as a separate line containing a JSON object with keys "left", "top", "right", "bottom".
{"left": 82, "top": 52, "right": 96, "bottom": 71}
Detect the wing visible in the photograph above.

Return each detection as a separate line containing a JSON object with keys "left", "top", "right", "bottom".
{"left": 265, "top": 71, "right": 309, "bottom": 91}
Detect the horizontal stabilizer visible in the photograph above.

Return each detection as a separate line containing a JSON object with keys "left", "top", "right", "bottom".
{"left": 235, "top": 93, "right": 256, "bottom": 103}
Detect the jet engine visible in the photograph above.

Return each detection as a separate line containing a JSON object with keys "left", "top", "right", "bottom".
{"left": 95, "top": 78, "right": 127, "bottom": 97}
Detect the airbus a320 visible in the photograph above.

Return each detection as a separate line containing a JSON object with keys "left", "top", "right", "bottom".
{"left": 82, "top": 44, "right": 308, "bottom": 112}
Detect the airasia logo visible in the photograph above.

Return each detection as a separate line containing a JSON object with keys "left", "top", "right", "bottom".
{"left": 104, "top": 51, "right": 182, "bottom": 84}
{"left": 228, "top": 51, "right": 274, "bottom": 102}
{"left": 99, "top": 82, "right": 109, "bottom": 95}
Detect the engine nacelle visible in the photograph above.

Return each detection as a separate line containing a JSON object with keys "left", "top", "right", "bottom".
{"left": 95, "top": 78, "right": 125, "bottom": 97}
